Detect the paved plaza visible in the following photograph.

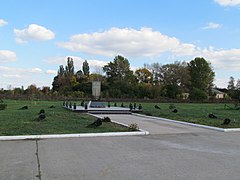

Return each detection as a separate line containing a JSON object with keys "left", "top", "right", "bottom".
{"left": 1, "top": 114, "right": 240, "bottom": 180}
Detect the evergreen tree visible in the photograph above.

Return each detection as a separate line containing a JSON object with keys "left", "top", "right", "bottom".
{"left": 188, "top": 57, "right": 215, "bottom": 100}
{"left": 82, "top": 60, "right": 90, "bottom": 76}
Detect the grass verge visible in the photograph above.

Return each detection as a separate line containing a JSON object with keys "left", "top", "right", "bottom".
{"left": 138, "top": 102, "right": 240, "bottom": 128}
{"left": 0, "top": 100, "right": 129, "bottom": 136}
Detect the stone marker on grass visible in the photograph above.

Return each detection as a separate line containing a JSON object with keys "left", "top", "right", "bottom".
{"left": 208, "top": 113, "right": 217, "bottom": 119}
{"left": 19, "top": 106, "right": 28, "bottom": 110}
{"left": 222, "top": 118, "right": 231, "bottom": 125}
{"left": 86, "top": 118, "right": 102, "bottom": 128}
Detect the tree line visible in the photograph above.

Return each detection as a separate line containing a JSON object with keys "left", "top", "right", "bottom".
{"left": 1, "top": 55, "right": 239, "bottom": 101}
{"left": 51, "top": 56, "right": 216, "bottom": 100}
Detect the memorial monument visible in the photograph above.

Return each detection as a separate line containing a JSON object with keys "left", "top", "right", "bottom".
{"left": 92, "top": 81, "right": 101, "bottom": 100}
{"left": 89, "top": 81, "right": 105, "bottom": 108}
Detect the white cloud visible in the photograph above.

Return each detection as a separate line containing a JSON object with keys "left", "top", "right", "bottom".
{"left": 173, "top": 43, "right": 198, "bottom": 56}
{"left": 2, "top": 74, "right": 21, "bottom": 78}
{"left": 0, "top": 66, "right": 43, "bottom": 74}
{"left": 46, "top": 56, "right": 108, "bottom": 72}
{"left": 46, "top": 70, "right": 57, "bottom": 75}
{"left": 214, "top": 78, "right": 231, "bottom": 88}
{"left": 201, "top": 48, "right": 240, "bottom": 70}
{"left": 0, "top": 66, "right": 48, "bottom": 88}
{"left": 14, "top": 24, "right": 55, "bottom": 44}
{"left": 30, "top": 68, "right": 42, "bottom": 73}
{"left": 202, "top": 22, "right": 222, "bottom": 30}
{"left": 58, "top": 27, "right": 182, "bottom": 57}
{"left": 215, "top": 0, "right": 240, "bottom": 6}
{"left": 0, "top": 19, "right": 8, "bottom": 27}
{"left": 56, "top": 27, "right": 240, "bottom": 74}
{"left": 0, "top": 50, "right": 17, "bottom": 63}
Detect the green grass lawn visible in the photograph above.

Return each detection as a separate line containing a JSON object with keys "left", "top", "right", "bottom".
{"left": 0, "top": 100, "right": 129, "bottom": 136}
{"left": 137, "top": 102, "right": 240, "bottom": 128}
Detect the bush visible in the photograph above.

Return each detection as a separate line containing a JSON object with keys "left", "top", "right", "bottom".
{"left": 38, "top": 109, "right": 45, "bottom": 114}
{"left": 0, "top": 103, "right": 7, "bottom": 110}
{"left": 189, "top": 88, "right": 208, "bottom": 101}
{"left": 102, "top": 117, "right": 111, "bottom": 122}
{"left": 128, "top": 123, "right": 139, "bottom": 131}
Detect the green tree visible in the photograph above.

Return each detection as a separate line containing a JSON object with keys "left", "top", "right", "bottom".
{"left": 103, "top": 55, "right": 136, "bottom": 98}
{"left": 188, "top": 57, "right": 215, "bottom": 100}
{"left": 159, "top": 61, "right": 189, "bottom": 98}
{"left": 189, "top": 87, "right": 208, "bottom": 101}
{"left": 227, "top": 76, "right": 235, "bottom": 90}
{"left": 135, "top": 68, "right": 153, "bottom": 84}
{"left": 227, "top": 76, "right": 238, "bottom": 99}
{"left": 58, "top": 65, "right": 65, "bottom": 76}
{"left": 52, "top": 76, "right": 60, "bottom": 92}
{"left": 103, "top": 55, "right": 133, "bottom": 82}
{"left": 82, "top": 60, "right": 90, "bottom": 76}
{"left": 41, "top": 86, "right": 50, "bottom": 95}
{"left": 148, "top": 61, "right": 189, "bottom": 98}
{"left": 52, "top": 57, "right": 76, "bottom": 95}
{"left": 65, "top": 57, "right": 74, "bottom": 75}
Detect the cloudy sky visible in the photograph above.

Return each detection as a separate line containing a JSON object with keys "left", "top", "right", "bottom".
{"left": 1, "top": 0, "right": 240, "bottom": 89}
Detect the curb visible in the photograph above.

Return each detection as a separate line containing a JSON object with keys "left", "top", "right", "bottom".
{"left": 0, "top": 131, "right": 149, "bottom": 141}
{"left": 132, "top": 113, "right": 240, "bottom": 132}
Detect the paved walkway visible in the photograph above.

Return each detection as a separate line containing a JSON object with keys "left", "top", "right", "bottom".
{"left": 1, "top": 114, "right": 240, "bottom": 180}
{"left": 96, "top": 114, "right": 211, "bottom": 134}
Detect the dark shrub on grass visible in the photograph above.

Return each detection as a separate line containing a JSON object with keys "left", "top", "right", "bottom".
{"left": 102, "top": 117, "right": 111, "bottom": 122}
{"left": 39, "top": 109, "right": 45, "bottom": 114}
{"left": 86, "top": 118, "right": 102, "bottom": 128}
{"left": 0, "top": 103, "right": 7, "bottom": 110}
{"left": 208, "top": 113, "right": 217, "bottom": 118}
{"left": 19, "top": 106, "right": 28, "bottom": 110}
{"left": 172, "top": 109, "right": 178, "bottom": 113}
{"left": 222, "top": 118, "right": 231, "bottom": 125}
{"left": 138, "top": 104, "right": 142, "bottom": 110}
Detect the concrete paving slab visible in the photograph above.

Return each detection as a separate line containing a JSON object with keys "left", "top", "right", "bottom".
{"left": 96, "top": 114, "right": 211, "bottom": 134}
{"left": 0, "top": 140, "right": 38, "bottom": 180}
{"left": 37, "top": 132, "right": 240, "bottom": 180}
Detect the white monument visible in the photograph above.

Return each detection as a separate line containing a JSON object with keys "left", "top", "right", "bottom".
{"left": 92, "top": 81, "right": 101, "bottom": 100}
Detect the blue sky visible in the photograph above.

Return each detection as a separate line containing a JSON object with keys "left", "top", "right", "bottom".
{"left": 1, "top": 0, "right": 240, "bottom": 89}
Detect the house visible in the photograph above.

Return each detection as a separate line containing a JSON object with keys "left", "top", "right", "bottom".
{"left": 212, "top": 89, "right": 226, "bottom": 99}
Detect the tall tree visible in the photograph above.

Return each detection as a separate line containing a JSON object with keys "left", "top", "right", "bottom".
{"left": 82, "top": 60, "right": 90, "bottom": 76}
{"left": 236, "top": 79, "right": 240, "bottom": 91}
{"left": 148, "top": 61, "right": 189, "bottom": 98}
{"left": 65, "top": 57, "right": 74, "bottom": 75}
{"left": 188, "top": 57, "right": 215, "bottom": 100}
{"left": 58, "top": 65, "right": 65, "bottom": 76}
{"left": 135, "top": 68, "right": 153, "bottom": 84}
{"left": 103, "top": 55, "right": 134, "bottom": 83}
{"left": 103, "top": 55, "right": 136, "bottom": 97}
{"left": 227, "top": 76, "right": 235, "bottom": 90}
{"left": 227, "top": 76, "right": 237, "bottom": 99}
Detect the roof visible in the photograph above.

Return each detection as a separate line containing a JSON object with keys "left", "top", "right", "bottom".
{"left": 212, "top": 89, "right": 225, "bottom": 94}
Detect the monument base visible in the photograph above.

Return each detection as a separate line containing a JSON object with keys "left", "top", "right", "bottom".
{"left": 88, "top": 101, "right": 105, "bottom": 108}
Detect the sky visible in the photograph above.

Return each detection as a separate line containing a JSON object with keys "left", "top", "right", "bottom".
{"left": 1, "top": 0, "right": 240, "bottom": 89}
